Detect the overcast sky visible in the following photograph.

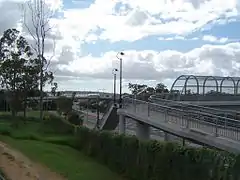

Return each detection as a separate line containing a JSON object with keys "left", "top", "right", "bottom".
{"left": 1, "top": 0, "right": 240, "bottom": 93}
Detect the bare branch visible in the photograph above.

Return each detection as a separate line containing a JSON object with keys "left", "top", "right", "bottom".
{"left": 21, "top": 0, "right": 57, "bottom": 121}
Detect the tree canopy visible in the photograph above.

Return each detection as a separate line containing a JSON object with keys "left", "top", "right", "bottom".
{"left": 0, "top": 28, "right": 55, "bottom": 116}
{"left": 128, "top": 82, "right": 169, "bottom": 95}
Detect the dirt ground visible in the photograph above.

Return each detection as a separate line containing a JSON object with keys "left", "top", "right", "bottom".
{"left": 0, "top": 142, "right": 66, "bottom": 180}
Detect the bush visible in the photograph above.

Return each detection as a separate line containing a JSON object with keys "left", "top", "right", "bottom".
{"left": 0, "top": 128, "right": 11, "bottom": 136}
{"left": 0, "top": 114, "right": 39, "bottom": 122}
{"left": 40, "top": 113, "right": 74, "bottom": 135}
{"left": 43, "top": 136, "right": 77, "bottom": 148}
{"left": 67, "top": 111, "right": 83, "bottom": 126}
{"left": 73, "top": 127, "right": 238, "bottom": 180}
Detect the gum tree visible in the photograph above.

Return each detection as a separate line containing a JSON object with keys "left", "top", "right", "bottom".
{"left": 0, "top": 29, "right": 37, "bottom": 117}
{"left": 22, "top": 0, "right": 56, "bottom": 120}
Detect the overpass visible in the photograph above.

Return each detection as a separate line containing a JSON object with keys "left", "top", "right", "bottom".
{"left": 68, "top": 74, "right": 240, "bottom": 153}
{"left": 93, "top": 96, "right": 240, "bottom": 154}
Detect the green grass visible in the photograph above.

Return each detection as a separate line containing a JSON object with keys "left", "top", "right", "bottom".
{"left": 0, "top": 136, "right": 124, "bottom": 180}
{"left": 0, "top": 111, "right": 125, "bottom": 180}
{"left": 0, "top": 110, "right": 41, "bottom": 117}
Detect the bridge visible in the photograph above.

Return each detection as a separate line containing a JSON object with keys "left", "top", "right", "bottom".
{"left": 72, "top": 75, "right": 240, "bottom": 154}
{"left": 164, "top": 75, "right": 240, "bottom": 111}
{"left": 73, "top": 95, "right": 240, "bottom": 153}
{"left": 118, "top": 97, "right": 240, "bottom": 152}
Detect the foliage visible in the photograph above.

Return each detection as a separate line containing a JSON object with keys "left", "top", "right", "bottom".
{"left": 51, "top": 82, "right": 58, "bottom": 96}
{"left": 56, "top": 96, "right": 73, "bottom": 114}
{"left": 43, "top": 100, "right": 57, "bottom": 111}
{"left": 128, "top": 83, "right": 148, "bottom": 94}
{"left": 22, "top": 0, "right": 56, "bottom": 121}
{"left": 67, "top": 111, "right": 84, "bottom": 126}
{"left": 1, "top": 112, "right": 240, "bottom": 180}
{"left": 0, "top": 28, "right": 40, "bottom": 115}
{"left": 128, "top": 82, "right": 169, "bottom": 95}
{"left": 41, "top": 113, "right": 74, "bottom": 135}
{"left": 155, "top": 83, "right": 169, "bottom": 93}
{"left": 27, "top": 89, "right": 47, "bottom": 97}
{"left": 0, "top": 136, "right": 124, "bottom": 180}
{"left": 0, "top": 90, "right": 9, "bottom": 111}
{"left": 74, "top": 127, "right": 239, "bottom": 180}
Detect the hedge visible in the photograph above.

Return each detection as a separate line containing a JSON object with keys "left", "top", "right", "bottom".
{"left": 1, "top": 113, "right": 240, "bottom": 180}
{"left": 74, "top": 127, "right": 240, "bottom": 180}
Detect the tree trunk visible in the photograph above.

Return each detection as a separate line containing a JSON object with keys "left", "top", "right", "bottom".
{"left": 11, "top": 109, "right": 16, "bottom": 117}
{"left": 23, "top": 93, "right": 27, "bottom": 124}
{"left": 39, "top": 68, "right": 44, "bottom": 121}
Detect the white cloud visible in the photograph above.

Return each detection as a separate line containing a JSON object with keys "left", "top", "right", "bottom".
{"left": 0, "top": 0, "right": 240, "bottom": 92}
{"left": 53, "top": 42, "right": 240, "bottom": 83}
{"left": 202, "top": 35, "right": 228, "bottom": 43}
{"left": 42, "top": 40, "right": 240, "bottom": 91}
{"left": 158, "top": 35, "right": 230, "bottom": 43}
{"left": 56, "top": 0, "right": 239, "bottom": 43}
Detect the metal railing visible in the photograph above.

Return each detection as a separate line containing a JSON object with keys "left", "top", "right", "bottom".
{"left": 122, "top": 97, "right": 240, "bottom": 141}
{"left": 149, "top": 95, "right": 240, "bottom": 118}
{"left": 95, "top": 101, "right": 114, "bottom": 130}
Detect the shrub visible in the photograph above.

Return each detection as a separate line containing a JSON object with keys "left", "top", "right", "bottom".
{"left": 43, "top": 136, "right": 77, "bottom": 148}
{"left": 73, "top": 127, "right": 238, "bottom": 180}
{"left": 0, "top": 128, "right": 11, "bottom": 136}
{"left": 0, "top": 114, "right": 39, "bottom": 122}
{"left": 40, "top": 113, "right": 74, "bottom": 135}
{"left": 67, "top": 111, "right": 83, "bottom": 126}
{"left": 13, "top": 133, "right": 41, "bottom": 141}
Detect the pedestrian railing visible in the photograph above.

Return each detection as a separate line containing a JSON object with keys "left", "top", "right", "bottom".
{"left": 122, "top": 97, "right": 240, "bottom": 141}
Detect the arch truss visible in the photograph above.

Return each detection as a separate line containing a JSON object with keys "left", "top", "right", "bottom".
{"left": 170, "top": 75, "right": 240, "bottom": 95}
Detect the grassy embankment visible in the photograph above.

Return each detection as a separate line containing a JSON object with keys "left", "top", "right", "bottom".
{"left": 0, "top": 111, "right": 125, "bottom": 180}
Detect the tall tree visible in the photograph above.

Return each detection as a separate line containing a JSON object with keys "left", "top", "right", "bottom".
{"left": 21, "top": 57, "right": 41, "bottom": 117}
{"left": 0, "top": 29, "right": 34, "bottom": 116}
{"left": 128, "top": 83, "right": 148, "bottom": 94}
{"left": 56, "top": 96, "right": 72, "bottom": 116}
{"left": 22, "top": 0, "right": 56, "bottom": 121}
{"left": 155, "top": 83, "right": 169, "bottom": 93}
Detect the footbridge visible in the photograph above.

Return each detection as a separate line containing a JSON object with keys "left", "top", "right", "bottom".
{"left": 73, "top": 74, "right": 240, "bottom": 153}
{"left": 90, "top": 96, "right": 240, "bottom": 154}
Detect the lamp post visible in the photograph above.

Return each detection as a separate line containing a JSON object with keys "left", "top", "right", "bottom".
{"left": 116, "top": 52, "right": 124, "bottom": 108}
{"left": 112, "top": 68, "right": 118, "bottom": 105}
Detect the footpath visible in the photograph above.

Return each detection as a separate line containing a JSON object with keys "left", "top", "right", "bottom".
{"left": 0, "top": 141, "right": 66, "bottom": 180}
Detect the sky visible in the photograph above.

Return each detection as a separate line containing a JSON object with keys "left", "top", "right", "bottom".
{"left": 1, "top": 0, "right": 240, "bottom": 93}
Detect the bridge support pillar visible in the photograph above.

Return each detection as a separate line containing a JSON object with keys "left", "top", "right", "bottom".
{"left": 136, "top": 121, "right": 150, "bottom": 140}
{"left": 182, "top": 138, "right": 185, "bottom": 146}
{"left": 119, "top": 114, "right": 126, "bottom": 134}
{"left": 164, "top": 132, "right": 169, "bottom": 141}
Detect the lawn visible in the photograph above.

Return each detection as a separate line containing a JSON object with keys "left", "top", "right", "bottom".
{"left": 0, "top": 136, "right": 124, "bottom": 180}
{"left": 0, "top": 110, "right": 41, "bottom": 117}
{"left": 0, "top": 111, "right": 126, "bottom": 180}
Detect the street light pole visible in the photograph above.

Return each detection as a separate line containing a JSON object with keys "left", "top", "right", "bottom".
{"left": 112, "top": 68, "right": 118, "bottom": 105}
{"left": 116, "top": 52, "right": 124, "bottom": 108}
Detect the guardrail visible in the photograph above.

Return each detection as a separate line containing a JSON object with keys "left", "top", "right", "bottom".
{"left": 123, "top": 97, "right": 240, "bottom": 141}
{"left": 149, "top": 96, "right": 240, "bottom": 117}
{"left": 95, "top": 101, "right": 114, "bottom": 129}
